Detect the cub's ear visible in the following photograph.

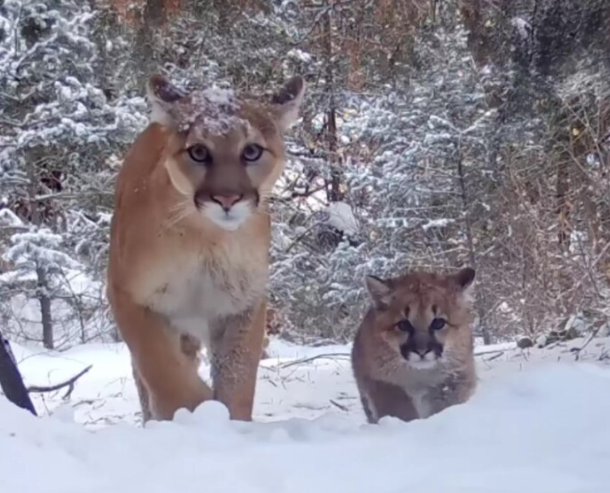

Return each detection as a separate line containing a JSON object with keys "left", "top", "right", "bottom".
{"left": 452, "top": 267, "right": 476, "bottom": 296}
{"left": 146, "top": 74, "right": 189, "bottom": 126}
{"left": 365, "top": 275, "right": 393, "bottom": 309}
{"left": 269, "top": 75, "right": 306, "bottom": 132}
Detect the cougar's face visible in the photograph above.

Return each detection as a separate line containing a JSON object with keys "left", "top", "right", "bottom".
{"left": 365, "top": 268, "right": 476, "bottom": 370}
{"left": 172, "top": 117, "right": 285, "bottom": 231}
{"left": 146, "top": 74, "right": 305, "bottom": 232}
{"left": 389, "top": 304, "right": 451, "bottom": 370}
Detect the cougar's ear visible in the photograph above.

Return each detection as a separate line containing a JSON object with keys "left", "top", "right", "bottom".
{"left": 146, "top": 74, "right": 189, "bottom": 126}
{"left": 453, "top": 267, "right": 475, "bottom": 290}
{"left": 365, "top": 275, "right": 393, "bottom": 310}
{"left": 452, "top": 267, "right": 476, "bottom": 302}
{"left": 269, "top": 76, "right": 306, "bottom": 132}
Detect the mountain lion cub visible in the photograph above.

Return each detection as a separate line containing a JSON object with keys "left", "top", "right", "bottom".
{"left": 351, "top": 267, "right": 477, "bottom": 424}
{"left": 107, "top": 74, "right": 305, "bottom": 423}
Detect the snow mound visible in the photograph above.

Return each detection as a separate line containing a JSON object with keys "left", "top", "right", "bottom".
{"left": 1, "top": 363, "right": 609, "bottom": 493}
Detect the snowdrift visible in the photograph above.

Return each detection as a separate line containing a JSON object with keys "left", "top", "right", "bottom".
{"left": 1, "top": 361, "right": 609, "bottom": 493}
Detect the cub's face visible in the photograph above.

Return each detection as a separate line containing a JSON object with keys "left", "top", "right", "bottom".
{"left": 365, "top": 268, "right": 476, "bottom": 370}
{"left": 147, "top": 75, "right": 305, "bottom": 231}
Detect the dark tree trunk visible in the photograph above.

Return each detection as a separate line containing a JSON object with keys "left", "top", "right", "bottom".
{"left": 133, "top": 0, "right": 170, "bottom": 79}
{"left": 0, "top": 331, "right": 37, "bottom": 415}
{"left": 36, "top": 267, "right": 54, "bottom": 350}
{"left": 323, "top": 6, "right": 343, "bottom": 203}
{"left": 456, "top": 141, "right": 490, "bottom": 344}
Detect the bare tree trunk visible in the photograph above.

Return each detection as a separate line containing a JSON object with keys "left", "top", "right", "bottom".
{"left": 323, "top": 4, "right": 343, "bottom": 203}
{"left": 26, "top": 157, "right": 55, "bottom": 350}
{"left": 212, "top": 0, "right": 231, "bottom": 30}
{"left": 36, "top": 266, "right": 54, "bottom": 350}
{"left": 551, "top": 104, "right": 575, "bottom": 314}
{"left": 456, "top": 140, "right": 490, "bottom": 344}
{"left": 0, "top": 330, "right": 37, "bottom": 415}
{"left": 556, "top": 156, "right": 571, "bottom": 254}
{"left": 133, "top": 0, "right": 170, "bottom": 79}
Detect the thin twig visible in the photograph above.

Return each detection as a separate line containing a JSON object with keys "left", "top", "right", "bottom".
{"left": 572, "top": 326, "right": 603, "bottom": 361}
{"left": 330, "top": 399, "right": 349, "bottom": 412}
{"left": 28, "top": 365, "right": 92, "bottom": 399}
{"left": 474, "top": 345, "right": 515, "bottom": 356}
{"left": 484, "top": 351, "right": 505, "bottom": 362}
{"left": 277, "top": 353, "right": 350, "bottom": 369}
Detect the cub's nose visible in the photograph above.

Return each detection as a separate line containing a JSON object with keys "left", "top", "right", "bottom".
{"left": 400, "top": 347, "right": 430, "bottom": 360}
{"left": 211, "top": 194, "right": 243, "bottom": 211}
{"left": 400, "top": 344, "right": 441, "bottom": 361}
{"left": 413, "top": 348, "right": 432, "bottom": 358}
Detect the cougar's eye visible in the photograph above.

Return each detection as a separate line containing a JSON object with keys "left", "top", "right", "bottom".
{"left": 397, "top": 320, "right": 414, "bottom": 332}
{"left": 242, "top": 143, "right": 264, "bottom": 162}
{"left": 187, "top": 144, "right": 211, "bottom": 164}
{"left": 430, "top": 318, "right": 446, "bottom": 331}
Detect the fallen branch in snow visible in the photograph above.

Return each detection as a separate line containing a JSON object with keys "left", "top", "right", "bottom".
{"left": 484, "top": 351, "right": 505, "bottom": 362}
{"left": 571, "top": 326, "right": 603, "bottom": 361}
{"left": 277, "top": 353, "right": 351, "bottom": 369}
{"left": 474, "top": 345, "right": 516, "bottom": 356}
{"left": 330, "top": 399, "right": 349, "bottom": 412}
{"left": 28, "top": 365, "right": 93, "bottom": 399}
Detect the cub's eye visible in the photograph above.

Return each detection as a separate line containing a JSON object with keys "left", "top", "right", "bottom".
{"left": 430, "top": 318, "right": 446, "bottom": 331}
{"left": 397, "top": 320, "right": 414, "bottom": 332}
{"left": 242, "top": 143, "right": 264, "bottom": 162}
{"left": 187, "top": 144, "right": 211, "bottom": 164}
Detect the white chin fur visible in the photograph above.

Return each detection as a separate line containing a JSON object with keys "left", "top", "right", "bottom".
{"left": 407, "top": 353, "right": 440, "bottom": 370}
{"left": 203, "top": 202, "right": 252, "bottom": 231}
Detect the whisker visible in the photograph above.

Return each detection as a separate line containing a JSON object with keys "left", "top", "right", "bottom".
{"left": 167, "top": 209, "right": 192, "bottom": 228}
{"left": 257, "top": 192, "right": 274, "bottom": 206}
{"left": 165, "top": 201, "right": 193, "bottom": 228}
{"left": 168, "top": 200, "right": 190, "bottom": 214}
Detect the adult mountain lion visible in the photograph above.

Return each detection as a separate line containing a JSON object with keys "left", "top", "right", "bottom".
{"left": 107, "top": 74, "right": 305, "bottom": 423}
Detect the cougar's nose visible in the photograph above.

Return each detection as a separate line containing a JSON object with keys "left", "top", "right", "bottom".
{"left": 413, "top": 348, "right": 431, "bottom": 358}
{"left": 211, "top": 194, "right": 243, "bottom": 211}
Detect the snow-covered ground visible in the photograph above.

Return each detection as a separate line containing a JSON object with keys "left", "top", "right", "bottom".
{"left": 2, "top": 336, "right": 609, "bottom": 493}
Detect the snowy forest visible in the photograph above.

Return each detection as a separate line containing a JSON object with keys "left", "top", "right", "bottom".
{"left": 1, "top": 0, "right": 610, "bottom": 350}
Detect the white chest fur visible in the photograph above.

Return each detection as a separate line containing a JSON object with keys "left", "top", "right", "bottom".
{"left": 383, "top": 362, "right": 444, "bottom": 405}
{"left": 395, "top": 363, "right": 454, "bottom": 418}
{"left": 143, "top": 247, "right": 267, "bottom": 345}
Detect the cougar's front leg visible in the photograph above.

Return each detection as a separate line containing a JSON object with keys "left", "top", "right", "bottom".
{"left": 209, "top": 300, "right": 266, "bottom": 421}
{"left": 111, "top": 291, "right": 212, "bottom": 421}
{"left": 132, "top": 361, "right": 152, "bottom": 424}
{"left": 420, "top": 372, "right": 476, "bottom": 419}
{"left": 358, "top": 377, "right": 420, "bottom": 424}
